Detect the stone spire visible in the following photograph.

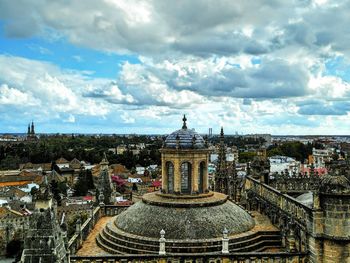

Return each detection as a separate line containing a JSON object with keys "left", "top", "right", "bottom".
{"left": 98, "top": 153, "right": 115, "bottom": 205}
{"left": 100, "top": 152, "right": 109, "bottom": 171}
{"left": 217, "top": 127, "right": 226, "bottom": 173}
{"left": 215, "top": 127, "right": 229, "bottom": 194}
{"left": 27, "top": 124, "right": 30, "bottom": 135}
{"left": 31, "top": 121, "right": 35, "bottom": 135}
{"left": 182, "top": 114, "right": 187, "bottom": 129}
{"left": 21, "top": 175, "right": 68, "bottom": 262}
{"left": 34, "top": 174, "right": 53, "bottom": 210}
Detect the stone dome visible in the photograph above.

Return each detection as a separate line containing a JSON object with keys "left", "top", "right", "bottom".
{"left": 114, "top": 192, "right": 255, "bottom": 239}
{"left": 164, "top": 115, "right": 206, "bottom": 149}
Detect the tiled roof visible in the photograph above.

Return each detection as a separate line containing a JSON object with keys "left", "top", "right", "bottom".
{"left": 164, "top": 128, "right": 206, "bottom": 149}
{"left": 56, "top": 157, "right": 69, "bottom": 164}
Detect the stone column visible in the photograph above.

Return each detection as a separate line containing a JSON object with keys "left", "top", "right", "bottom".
{"left": 161, "top": 156, "right": 167, "bottom": 192}
{"left": 192, "top": 159, "right": 199, "bottom": 193}
{"left": 75, "top": 218, "right": 82, "bottom": 248}
{"left": 222, "top": 228, "right": 229, "bottom": 254}
{"left": 159, "top": 229, "right": 166, "bottom": 255}
{"left": 312, "top": 192, "right": 320, "bottom": 209}
{"left": 174, "top": 158, "right": 180, "bottom": 193}
{"left": 203, "top": 156, "right": 209, "bottom": 192}
{"left": 287, "top": 228, "right": 296, "bottom": 252}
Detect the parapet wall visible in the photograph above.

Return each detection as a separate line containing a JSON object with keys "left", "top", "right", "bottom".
{"left": 320, "top": 193, "right": 350, "bottom": 239}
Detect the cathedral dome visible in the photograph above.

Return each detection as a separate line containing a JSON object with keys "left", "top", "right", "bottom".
{"left": 115, "top": 192, "right": 255, "bottom": 240}
{"left": 164, "top": 115, "right": 206, "bottom": 149}
{"left": 96, "top": 116, "right": 267, "bottom": 255}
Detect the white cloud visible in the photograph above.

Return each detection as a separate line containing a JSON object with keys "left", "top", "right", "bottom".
{"left": 64, "top": 114, "right": 76, "bottom": 123}
{"left": 1, "top": 1, "right": 350, "bottom": 134}
{"left": 120, "top": 112, "right": 135, "bottom": 124}
{"left": 0, "top": 84, "right": 39, "bottom": 106}
{"left": 0, "top": 55, "right": 110, "bottom": 117}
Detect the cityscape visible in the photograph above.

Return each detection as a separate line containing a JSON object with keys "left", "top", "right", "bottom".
{"left": 1, "top": 1, "right": 350, "bottom": 263}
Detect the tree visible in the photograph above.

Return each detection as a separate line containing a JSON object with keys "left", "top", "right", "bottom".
{"left": 73, "top": 170, "right": 88, "bottom": 196}
{"left": 0, "top": 155, "right": 21, "bottom": 169}
{"left": 50, "top": 180, "right": 62, "bottom": 206}
{"left": 238, "top": 152, "right": 256, "bottom": 163}
{"left": 267, "top": 141, "right": 313, "bottom": 163}
{"left": 30, "top": 186, "right": 38, "bottom": 197}
{"left": 85, "top": 169, "right": 95, "bottom": 189}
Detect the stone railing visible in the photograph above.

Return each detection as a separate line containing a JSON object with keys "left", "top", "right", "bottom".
{"left": 269, "top": 172, "right": 321, "bottom": 193}
{"left": 103, "top": 204, "right": 130, "bottom": 216}
{"left": 68, "top": 206, "right": 102, "bottom": 254}
{"left": 70, "top": 252, "right": 308, "bottom": 263}
{"left": 68, "top": 204, "right": 131, "bottom": 255}
{"left": 0, "top": 215, "right": 30, "bottom": 227}
{"left": 246, "top": 176, "right": 313, "bottom": 227}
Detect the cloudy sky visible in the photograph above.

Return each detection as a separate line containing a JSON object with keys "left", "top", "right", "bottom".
{"left": 1, "top": 0, "right": 350, "bottom": 135}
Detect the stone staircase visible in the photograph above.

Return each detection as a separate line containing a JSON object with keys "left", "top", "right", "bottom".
{"left": 96, "top": 220, "right": 282, "bottom": 255}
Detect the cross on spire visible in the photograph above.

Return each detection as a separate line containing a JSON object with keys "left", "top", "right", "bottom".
{"left": 182, "top": 114, "right": 187, "bottom": 129}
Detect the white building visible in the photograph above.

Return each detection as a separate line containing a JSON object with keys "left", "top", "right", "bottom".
{"left": 269, "top": 156, "right": 300, "bottom": 175}
{"left": 312, "top": 148, "right": 333, "bottom": 168}
{"left": 135, "top": 166, "right": 145, "bottom": 175}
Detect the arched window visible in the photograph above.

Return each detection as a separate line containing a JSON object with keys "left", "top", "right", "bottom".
{"left": 181, "top": 162, "right": 192, "bottom": 193}
{"left": 166, "top": 162, "right": 174, "bottom": 193}
{"left": 198, "top": 161, "right": 205, "bottom": 193}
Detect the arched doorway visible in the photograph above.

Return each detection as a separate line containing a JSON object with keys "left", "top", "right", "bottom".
{"left": 198, "top": 161, "right": 205, "bottom": 193}
{"left": 181, "top": 162, "right": 192, "bottom": 193}
{"left": 166, "top": 161, "right": 174, "bottom": 193}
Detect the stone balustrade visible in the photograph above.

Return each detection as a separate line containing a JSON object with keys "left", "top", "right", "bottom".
{"left": 68, "top": 204, "right": 131, "bottom": 255}
{"left": 270, "top": 172, "right": 321, "bottom": 193}
{"left": 70, "top": 252, "right": 308, "bottom": 263}
{"left": 246, "top": 176, "right": 313, "bottom": 228}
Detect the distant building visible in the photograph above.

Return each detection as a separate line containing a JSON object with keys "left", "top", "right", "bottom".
{"left": 117, "top": 145, "right": 127, "bottom": 155}
{"left": 269, "top": 155, "right": 300, "bottom": 175}
{"left": 25, "top": 121, "right": 38, "bottom": 141}
{"left": 245, "top": 133, "right": 272, "bottom": 145}
{"left": 310, "top": 148, "right": 333, "bottom": 168}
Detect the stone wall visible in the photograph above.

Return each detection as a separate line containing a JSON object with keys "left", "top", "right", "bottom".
{"left": 0, "top": 216, "right": 29, "bottom": 256}
{"left": 320, "top": 193, "right": 350, "bottom": 239}
{"left": 246, "top": 176, "right": 350, "bottom": 263}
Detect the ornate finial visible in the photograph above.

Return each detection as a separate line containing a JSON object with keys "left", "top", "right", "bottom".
{"left": 220, "top": 127, "right": 224, "bottom": 137}
{"left": 182, "top": 115, "right": 187, "bottom": 129}
{"left": 223, "top": 227, "right": 229, "bottom": 239}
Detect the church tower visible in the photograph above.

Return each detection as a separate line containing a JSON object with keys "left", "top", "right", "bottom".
{"left": 26, "top": 121, "right": 38, "bottom": 141}
{"left": 31, "top": 121, "right": 35, "bottom": 135}
{"left": 98, "top": 153, "right": 115, "bottom": 205}
{"left": 214, "top": 127, "right": 234, "bottom": 196}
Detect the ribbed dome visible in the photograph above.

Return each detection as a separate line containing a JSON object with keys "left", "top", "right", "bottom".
{"left": 164, "top": 115, "right": 206, "bottom": 149}
{"left": 164, "top": 128, "right": 206, "bottom": 149}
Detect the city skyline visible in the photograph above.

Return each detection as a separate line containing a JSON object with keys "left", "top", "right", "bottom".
{"left": 1, "top": 1, "right": 350, "bottom": 135}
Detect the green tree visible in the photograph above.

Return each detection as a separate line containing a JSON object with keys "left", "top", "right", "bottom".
{"left": 50, "top": 179, "right": 62, "bottom": 206}
{"left": 73, "top": 170, "right": 88, "bottom": 196}
{"left": 238, "top": 152, "right": 257, "bottom": 163}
